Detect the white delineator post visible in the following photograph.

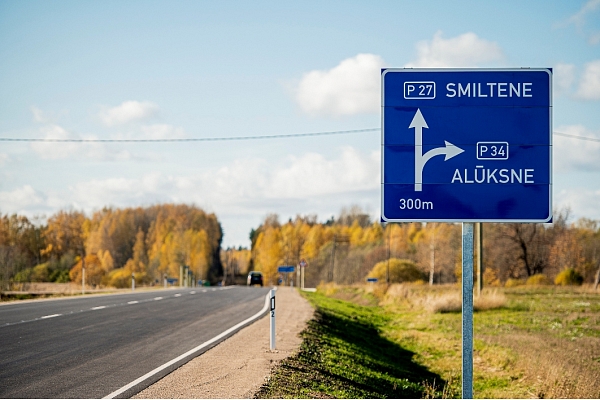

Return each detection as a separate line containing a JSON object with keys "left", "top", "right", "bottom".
{"left": 270, "top": 289, "right": 276, "bottom": 350}
{"left": 132, "top": 273, "right": 135, "bottom": 291}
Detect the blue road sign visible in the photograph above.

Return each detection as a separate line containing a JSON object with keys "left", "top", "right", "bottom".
{"left": 381, "top": 68, "right": 552, "bottom": 222}
{"left": 366, "top": 277, "right": 378, "bottom": 283}
{"left": 277, "top": 266, "right": 295, "bottom": 273}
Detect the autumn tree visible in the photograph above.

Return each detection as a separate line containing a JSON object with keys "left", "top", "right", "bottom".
{"left": 0, "top": 214, "right": 45, "bottom": 290}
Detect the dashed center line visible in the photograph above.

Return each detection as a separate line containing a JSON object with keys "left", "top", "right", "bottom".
{"left": 2, "top": 287, "right": 236, "bottom": 328}
{"left": 40, "top": 314, "right": 61, "bottom": 319}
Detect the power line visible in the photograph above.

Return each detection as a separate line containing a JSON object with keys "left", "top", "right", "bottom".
{"left": 0, "top": 128, "right": 597, "bottom": 143}
{"left": 553, "top": 131, "right": 600, "bottom": 143}
{"left": 0, "top": 128, "right": 380, "bottom": 143}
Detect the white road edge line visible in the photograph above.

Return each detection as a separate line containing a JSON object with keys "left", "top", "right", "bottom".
{"left": 91, "top": 306, "right": 106, "bottom": 310}
{"left": 40, "top": 314, "right": 61, "bottom": 319}
{"left": 128, "top": 301, "right": 139, "bottom": 305}
{"left": 103, "top": 291, "right": 271, "bottom": 399}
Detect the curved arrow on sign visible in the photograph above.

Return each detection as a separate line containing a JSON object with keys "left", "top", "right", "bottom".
{"left": 411, "top": 108, "right": 464, "bottom": 191}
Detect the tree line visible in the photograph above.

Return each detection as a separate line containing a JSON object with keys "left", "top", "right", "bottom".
{"left": 2, "top": 203, "right": 599, "bottom": 291}
{"left": 246, "top": 206, "right": 600, "bottom": 288}
{"left": 0, "top": 204, "right": 223, "bottom": 290}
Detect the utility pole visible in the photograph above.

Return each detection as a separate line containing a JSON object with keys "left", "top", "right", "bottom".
{"left": 81, "top": 253, "right": 86, "bottom": 295}
{"left": 222, "top": 251, "right": 228, "bottom": 286}
{"left": 330, "top": 235, "right": 336, "bottom": 282}
{"left": 593, "top": 245, "right": 599, "bottom": 290}
{"left": 329, "top": 235, "right": 349, "bottom": 284}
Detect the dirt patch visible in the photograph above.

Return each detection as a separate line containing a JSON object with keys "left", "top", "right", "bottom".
{"left": 134, "top": 287, "right": 314, "bottom": 399}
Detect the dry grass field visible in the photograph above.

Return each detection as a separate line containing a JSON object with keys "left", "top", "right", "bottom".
{"left": 308, "top": 283, "right": 600, "bottom": 398}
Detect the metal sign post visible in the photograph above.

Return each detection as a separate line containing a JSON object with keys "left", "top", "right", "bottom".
{"left": 269, "top": 289, "right": 276, "bottom": 350}
{"left": 462, "top": 223, "right": 474, "bottom": 398}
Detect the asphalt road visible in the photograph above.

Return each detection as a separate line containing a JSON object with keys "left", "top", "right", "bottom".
{"left": 0, "top": 286, "right": 270, "bottom": 398}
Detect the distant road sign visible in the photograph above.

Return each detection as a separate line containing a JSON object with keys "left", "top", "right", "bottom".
{"left": 381, "top": 68, "right": 552, "bottom": 223}
{"left": 277, "top": 266, "right": 295, "bottom": 273}
{"left": 299, "top": 259, "right": 307, "bottom": 268}
{"left": 366, "top": 277, "right": 378, "bottom": 283}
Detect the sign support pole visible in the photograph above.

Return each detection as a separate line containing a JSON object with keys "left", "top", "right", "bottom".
{"left": 462, "top": 222, "right": 474, "bottom": 399}
{"left": 476, "top": 222, "right": 483, "bottom": 297}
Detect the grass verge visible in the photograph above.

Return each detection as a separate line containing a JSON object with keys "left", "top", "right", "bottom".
{"left": 255, "top": 290, "right": 447, "bottom": 399}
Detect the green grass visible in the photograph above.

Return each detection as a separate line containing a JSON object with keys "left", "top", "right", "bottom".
{"left": 256, "top": 285, "right": 600, "bottom": 399}
{"left": 254, "top": 291, "right": 444, "bottom": 399}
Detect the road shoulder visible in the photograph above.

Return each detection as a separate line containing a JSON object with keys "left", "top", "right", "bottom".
{"left": 134, "top": 286, "right": 314, "bottom": 399}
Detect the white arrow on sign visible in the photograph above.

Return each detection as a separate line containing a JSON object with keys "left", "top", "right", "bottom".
{"left": 410, "top": 108, "right": 464, "bottom": 191}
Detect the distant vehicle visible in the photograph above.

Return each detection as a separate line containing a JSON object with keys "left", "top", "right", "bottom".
{"left": 247, "top": 271, "right": 263, "bottom": 287}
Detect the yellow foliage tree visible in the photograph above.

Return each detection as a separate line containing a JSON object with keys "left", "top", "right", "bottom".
{"left": 367, "top": 258, "right": 424, "bottom": 283}
{"left": 254, "top": 227, "right": 283, "bottom": 284}
{"left": 302, "top": 225, "right": 325, "bottom": 259}
{"left": 69, "top": 254, "right": 105, "bottom": 287}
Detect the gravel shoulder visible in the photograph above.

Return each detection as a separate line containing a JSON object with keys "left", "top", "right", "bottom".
{"left": 134, "top": 286, "right": 314, "bottom": 399}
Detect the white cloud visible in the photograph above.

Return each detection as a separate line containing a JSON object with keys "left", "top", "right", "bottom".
{"left": 575, "top": 60, "right": 600, "bottom": 99}
{"left": 30, "top": 124, "right": 86, "bottom": 160}
{"left": 0, "top": 185, "right": 45, "bottom": 214}
{"left": 292, "top": 32, "right": 504, "bottom": 116}
{"left": 556, "top": 187, "right": 600, "bottom": 221}
{"left": 67, "top": 146, "right": 380, "bottom": 211}
{"left": 294, "top": 53, "right": 386, "bottom": 116}
{"left": 0, "top": 153, "right": 10, "bottom": 166}
{"left": 30, "top": 123, "right": 132, "bottom": 161}
{"left": 140, "top": 124, "right": 186, "bottom": 139}
{"left": 69, "top": 173, "right": 170, "bottom": 210}
{"left": 268, "top": 147, "right": 379, "bottom": 198}
{"left": 554, "top": 63, "right": 576, "bottom": 94}
{"left": 554, "top": 125, "right": 600, "bottom": 172}
{"left": 405, "top": 31, "right": 505, "bottom": 68}
{"left": 567, "top": 0, "right": 600, "bottom": 27}
{"left": 31, "top": 106, "right": 49, "bottom": 123}
{"left": 99, "top": 101, "right": 159, "bottom": 126}
{"left": 563, "top": 0, "right": 600, "bottom": 45}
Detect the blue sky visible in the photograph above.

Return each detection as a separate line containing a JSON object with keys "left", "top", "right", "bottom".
{"left": 1, "top": 0, "right": 599, "bottom": 247}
